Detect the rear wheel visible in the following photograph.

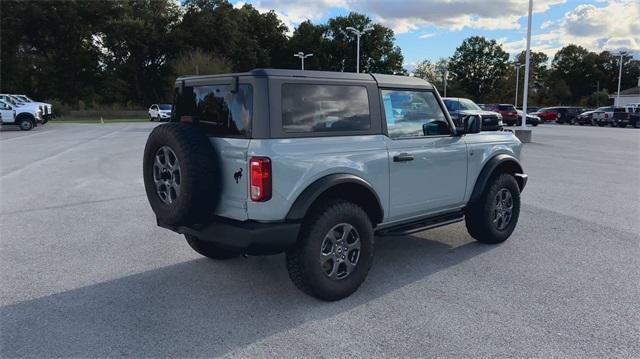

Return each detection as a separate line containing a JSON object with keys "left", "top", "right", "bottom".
{"left": 286, "top": 200, "right": 374, "bottom": 301}
{"left": 466, "top": 173, "right": 521, "bottom": 244}
{"left": 185, "top": 234, "right": 240, "bottom": 260}
{"left": 618, "top": 123, "right": 626, "bottom": 128}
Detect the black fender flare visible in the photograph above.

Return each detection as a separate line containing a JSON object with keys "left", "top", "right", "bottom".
{"left": 286, "top": 173, "right": 384, "bottom": 222}
{"left": 469, "top": 154, "right": 526, "bottom": 203}
{"left": 16, "top": 112, "right": 36, "bottom": 123}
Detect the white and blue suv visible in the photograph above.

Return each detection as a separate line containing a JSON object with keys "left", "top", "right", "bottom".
{"left": 143, "top": 69, "right": 528, "bottom": 301}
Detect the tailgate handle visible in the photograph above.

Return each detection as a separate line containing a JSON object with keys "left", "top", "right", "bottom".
{"left": 393, "top": 153, "right": 414, "bottom": 162}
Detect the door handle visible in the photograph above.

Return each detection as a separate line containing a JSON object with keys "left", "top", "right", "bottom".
{"left": 393, "top": 153, "right": 414, "bottom": 162}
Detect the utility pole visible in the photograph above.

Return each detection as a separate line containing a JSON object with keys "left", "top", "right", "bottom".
{"left": 346, "top": 26, "right": 374, "bottom": 73}
{"left": 521, "top": 0, "right": 533, "bottom": 131}
{"left": 294, "top": 52, "right": 313, "bottom": 71}
{"left": 615, "top": 51, "right": 625, "bottom": 106}
{"left": 443, "top": 70, "right": 448, "bottom": 97}
{"left": 513, "top": 63, "right": 525, "bottom": 108}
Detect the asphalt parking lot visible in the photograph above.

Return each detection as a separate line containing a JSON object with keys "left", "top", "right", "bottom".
{"left": 1, "top": 123, "right": 638, "bottom": 357}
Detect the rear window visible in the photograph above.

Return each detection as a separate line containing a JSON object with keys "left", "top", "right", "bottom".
{"left": 498, "top": 105, "right": 516, "bottom": 111}
{"left": 282, "top": 84, "right": 370, "bottom": 133}
{"left": 174, "top": 84, "right": 252, "bottom": 137}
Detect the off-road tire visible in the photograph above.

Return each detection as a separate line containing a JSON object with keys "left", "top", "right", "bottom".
{"left": 286, "top": 200, "right": 374, "bottom": 301}
{"left": 465, "top": 173, "right": 520, "bottom": 244}
{"left": 143, "top": 123, "right": 220, "bottom": 226}
{"left": 185, "top": 234, "right": 241, "bottom": 260}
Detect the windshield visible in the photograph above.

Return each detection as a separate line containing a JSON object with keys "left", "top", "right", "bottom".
{"left": 159, "top": 104, "right": 172, "bottom": 110}
{"left": 17, "top": 95, "right": 30, "bottom": 102}
{"left": 458, "top": 98, "right": 481, "bottom": 111}
{"left": 1, "top": 96, "right": 17, "bottom": 105}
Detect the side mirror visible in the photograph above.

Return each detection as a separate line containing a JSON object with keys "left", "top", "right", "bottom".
{"left": 456, "top": 115, "right": 481, "bottom": 135}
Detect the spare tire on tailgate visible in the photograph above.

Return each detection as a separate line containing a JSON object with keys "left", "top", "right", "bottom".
{"left": 143, "top": 123, "right": 220, "bottom": 226}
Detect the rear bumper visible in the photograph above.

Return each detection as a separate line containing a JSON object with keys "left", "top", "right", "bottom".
{"left": 158, "top": 217, "right": 300, "bottom": 255}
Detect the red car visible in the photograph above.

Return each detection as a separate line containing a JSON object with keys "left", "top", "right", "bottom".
{"left": 483, "top": 104, "right": 518, "bottom": 125}
{"left": 534, "top": 108, "right": 559, "bottom": 122}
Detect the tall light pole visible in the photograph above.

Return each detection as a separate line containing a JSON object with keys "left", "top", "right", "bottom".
{"left": 443, "top": 70, "right": 448, "bottom": 97}
{"left": 294, "top": 52, "right": 313, "bottom": 71}
{"left": 513, "top": 63, "right": 525, "bottom": 108}
{"left": 520, "top": 0, "right": 533, "bottom": 133}
{"left": 346, "top": 26, "right": 374, "bottom": 73}
{"left": 614, "top": 51, "right": 626, "bottom": 106}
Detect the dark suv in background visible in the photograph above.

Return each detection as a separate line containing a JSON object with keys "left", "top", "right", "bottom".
{"left": 482, "top": 104, "right": 518, "bottom": 126}
{"left": 443, "top": 97, "right": 503, "bottom": 131}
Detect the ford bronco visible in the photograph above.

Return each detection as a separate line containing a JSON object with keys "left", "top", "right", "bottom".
{"left": 143, "top": 69, "right": 528, "bottom": 301}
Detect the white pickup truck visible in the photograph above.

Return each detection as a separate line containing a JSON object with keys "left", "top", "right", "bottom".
{"left": 0, "top": 97, "right": 41, "bottom": 131}
{"left": 13, "top": 95, "right": 53, "bottom": 123}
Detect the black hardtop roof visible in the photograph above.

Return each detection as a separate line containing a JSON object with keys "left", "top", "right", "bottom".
{"left": 176, "top": 68, "right": 433, "bottom": 89}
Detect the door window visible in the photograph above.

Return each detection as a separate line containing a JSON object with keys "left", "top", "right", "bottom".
{"left": 382, "top": 90, "right": 451, "bottom": 138}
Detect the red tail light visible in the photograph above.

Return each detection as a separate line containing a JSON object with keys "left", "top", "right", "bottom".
{"left": 250, "top": 157, "right": 271, "bottom": 202}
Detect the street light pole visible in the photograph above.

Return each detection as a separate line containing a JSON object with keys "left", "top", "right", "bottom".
{"left": 443, "top": 70, "right": 448, "bottom": 97}
{"left": 616, "top": 52, "right": 625, "bottom": 106}
{"left": 520, "top": 0, "right": 533, "bottom": 132}
{"left": 293, "top": 52, "right": 313, "bottom": 71}
{"left": 346, "top": 26, "right": 374, "bottom": 73}
{"left": 513, "top": 63, "right": 525, "bottom": 108}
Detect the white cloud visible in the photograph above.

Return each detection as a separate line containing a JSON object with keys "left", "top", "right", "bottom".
{"left": 501, "top": 0, "right": 639, "bottom": 58}
{"left": 241, "top": 0, "right": 566, "bottom": 33}
{"left": 418, "top": 32, "right": 436, "bottom": 39}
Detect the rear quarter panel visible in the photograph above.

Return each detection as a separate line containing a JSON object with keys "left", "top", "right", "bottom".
{"left": 247, "top": 135, "right": 389, "bottom": 222}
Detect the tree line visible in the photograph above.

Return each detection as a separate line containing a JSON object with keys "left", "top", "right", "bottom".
{"left": 1, "top": 0, "right": 638, "bottom": 110}
{"left": 0, "top": 0, "right": 403, "bottom": 110}
{"left": 415, "top": 36, "right": 640, "bottom": 107}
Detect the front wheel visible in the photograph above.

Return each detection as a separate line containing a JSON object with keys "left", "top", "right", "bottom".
{"left": 465, "top": 173, "right": 521, "bottom": 244}
{"left": 286, "top": 200, "right": 374, "bottom": 301}
{"left": 18, "top": 118, "right": 34, "bottom": 131}
{"left": 185, "top": 234, "right": 240, "bottom": 260}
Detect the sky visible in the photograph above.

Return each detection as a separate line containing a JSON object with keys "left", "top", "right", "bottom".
{"left": 232, "top": 0, "right": 639, "bottom": 70}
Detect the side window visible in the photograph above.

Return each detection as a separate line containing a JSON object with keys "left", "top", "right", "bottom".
{"left": 382, "top": 90, "right": 451, "bottom": 139}
{"left": 444, "top": 100, "right": 458, "bottom": 112}
{"left": 282, "top": 84, "right": 370, "bottom": 133}
{"left": 174, "top": 84, "right": 253, "bottom": 137}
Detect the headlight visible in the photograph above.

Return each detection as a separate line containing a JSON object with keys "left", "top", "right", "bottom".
{"left": 498, "top": 120, "right": 504, "bottom": 126}
{"left": 496, "top": 113, "right": 503, "bottom": 120}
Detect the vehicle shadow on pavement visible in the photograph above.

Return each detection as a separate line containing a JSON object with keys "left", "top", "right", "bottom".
{"left": 1, "top": 230, "right": 493, "bottom": 357}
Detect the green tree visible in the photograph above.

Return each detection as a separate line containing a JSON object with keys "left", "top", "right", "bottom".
{"left": 413, "top": 60, "right": 439, "bottom": 83}
{"left": 323, "top": 13, "right": 405, "bottom": 74}
{"left": 174, "top": 49, "right": 231, "bottom": 76}
{"left": 287, "top": 21, "right": 329, "bottom": 70}
{"left": 0, "top": 0, "right": 115, "bottom": 104}
{"left": 101, "top": 0, "right": 182, "bottom": 105}
{"left": 448, "top": 36, "right": 509, "bottom": 101}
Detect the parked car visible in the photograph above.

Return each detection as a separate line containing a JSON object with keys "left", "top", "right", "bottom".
{"left": 516, "top": 110, "right": 540, "bottom": 126}
{"left": 442, "top": 97, "right": 503, "bottom": 131}
{"left": 533, "top": 107, "right": 584, "bottom": 124}
{"left": 12, "top": 94, "right": 53, "bottom": 123}
{"left": 0, "top": 99, "right": 39, "bottom": 131}
{"left": 577, "top": 109, "right": 598, "bottom": 126}
{"left": 593, "top": 106, "right": 617, "bottom": 126}
{"left": 612, "top": 106, "right": 640, "bottom": 128}
{"left": 142, "top": 69, "right": 528, "bottom": 301}
{"left": 148, "top": 104, "right": 172, "bottom": 122}
{"left": 483, "top": 104, "right": 518, "bottom": 126}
